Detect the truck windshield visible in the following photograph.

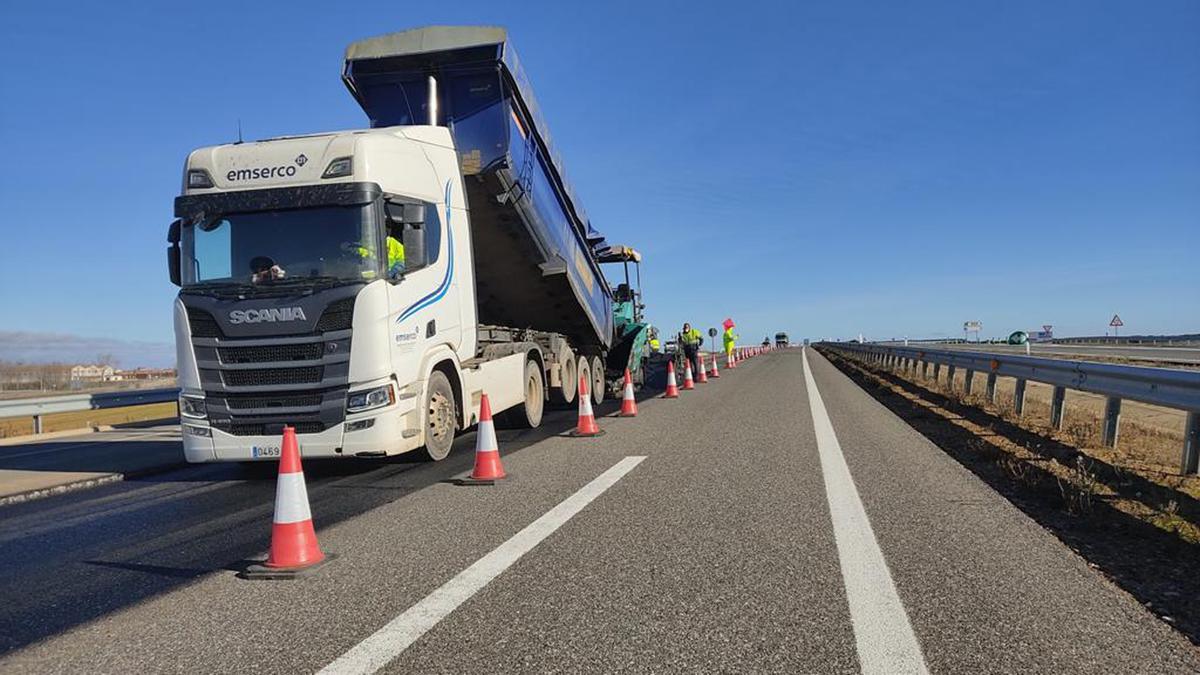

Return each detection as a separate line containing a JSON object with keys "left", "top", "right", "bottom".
{"left": 181, "top": 205, "right": 380, "bottom": 288}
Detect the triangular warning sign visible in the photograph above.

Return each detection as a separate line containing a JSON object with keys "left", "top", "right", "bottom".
{"left": 1109, "top": 314, "right": 1124, "bottom": 327}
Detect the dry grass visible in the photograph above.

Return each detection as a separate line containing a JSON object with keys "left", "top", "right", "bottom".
{"left": 0, "top": 402, "right": 179, "bottom": 438}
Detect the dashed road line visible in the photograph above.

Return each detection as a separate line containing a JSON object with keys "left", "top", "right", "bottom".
{"left": 801, "top": 348, "right": 929, "bottom": 674}
{"left": 319, "top": 455, "right": 647, "bottom": 675}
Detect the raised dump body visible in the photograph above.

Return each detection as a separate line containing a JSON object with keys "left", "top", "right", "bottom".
{"left": 343, "top": 26, "right": 613, "bottom": 350}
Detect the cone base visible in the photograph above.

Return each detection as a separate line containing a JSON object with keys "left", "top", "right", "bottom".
{"left": 239, "top": 554, "right": 334, "bottom": 580}
{"left": 618, "top": 410, "right": 638, "bottom": 417}
{"left": 663, "top": 391, "right": 679, "bottom": 399}
{"left": 454, "top": 476, "right": 501, "bottom": 486}
{"left": 568, "top": 428, "right": 605, "bottom": 437}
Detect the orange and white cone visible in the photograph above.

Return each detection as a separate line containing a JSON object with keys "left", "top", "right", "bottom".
{"left": 467, "top": 393, "right": 505, "bottom": 482}
{"left": 619, "top": 369, "right": 638, "bottom": 417}
{"left": 682, "top": 358, "right": 696, "bottom": 390}
{"left": 710, "top": 354, "right": 720, "bottom": 378}
{"left": 664, "top": 361, "right": 680, "bottom": 398}
{"left": 242, "top": 426, "right": 326, "bottom": 578}
{"left": 696, "top": 354, "right": 709, "bottom": 384}
{"left": 570, "top": 374, "right": 602, "bottom": 436}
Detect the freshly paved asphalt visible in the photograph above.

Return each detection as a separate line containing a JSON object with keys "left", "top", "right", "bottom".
{"left": 0, "top": 349, "right": 1195, "bottom": 673}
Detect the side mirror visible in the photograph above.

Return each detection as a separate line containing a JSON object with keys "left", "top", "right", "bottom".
{"left": 403, "top": 226, "right": 427, "bottom": 271}
{"left": 167, "top": 219, "right": 182, "bottom": 286}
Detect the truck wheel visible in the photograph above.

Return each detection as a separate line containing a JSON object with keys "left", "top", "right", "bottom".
{"left": 420, "top": 371, "right": 457, "bottom": 461}
{"left": 497, "top": 359, "right": 544, "bottom": 429}
{"left": 589, "top": 355, "right": 605, "bottom": 405}
{"left": 550, "top": 348, "right": 577, "bottom": 406}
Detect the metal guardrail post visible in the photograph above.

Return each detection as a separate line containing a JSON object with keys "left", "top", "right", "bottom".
{"left": 1184, "top": 413, "right": 1200, "bottom": 475}
{"left": 1103, "top": 397, "right": 1121, "bottom": 448}
{"left": 1014, "top": 379, "right": 1027, "bottom": 417}
{"left": 964, "top": 369, "right": 975, "bottom": 395}
{"left": 922, "top": 361, "right": 929, "bottom": 379}
{"left": 1050, "top": 386, "right": 1067, "bottom": 430}
{"left": 933, "top": 363, "right": 941, "bottom": 382}
{"left": 946, "top": 365, "right": 956, "bottom": 391}
{"left": 33, "top": 414, "right": 43, "bottom": 435}
{"left": 986, "top": 372, "right": 997, "bottom": 404}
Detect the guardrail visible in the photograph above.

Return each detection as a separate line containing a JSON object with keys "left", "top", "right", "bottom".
{"left": 817, "top": 342, "right": 1200, "bottom": 475}
{"left": 0, "top": 388, "right": 180, "bottom": 434}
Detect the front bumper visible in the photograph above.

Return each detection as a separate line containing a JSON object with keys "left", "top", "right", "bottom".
{"left": 181, "top": 395, "right": 419, "bottom": 462}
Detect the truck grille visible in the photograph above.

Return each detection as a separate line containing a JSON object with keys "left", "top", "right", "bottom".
{"left": 222, "top": 367, "right": 324, "bottom": 387}
{"left": 215, "top": 421, "right": 327, "bottom": 437}
{"left": 225, "top": 393, "right": 324, "bottom": 410}
{"left": 316, "top": 298, "right": 355, "bottom": 332}
{"left": 219, "top": 343, "right": 324, "bottom": 364}
{"left": 186, "top": 291, "right": 358, "bottom": 436}
{"left": 187, "top": 308, "right": 223, "bottom": 338}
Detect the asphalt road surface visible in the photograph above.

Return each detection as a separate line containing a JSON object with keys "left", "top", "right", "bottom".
{"left": 1, "top": 349, "right": 1196, "bottom": 673}
{"left": 900, "top": 342, "right": 1200, "bottom": 365}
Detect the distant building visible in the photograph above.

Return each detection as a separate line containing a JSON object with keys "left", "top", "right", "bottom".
{"left": 70, "top": 364, "right": 116, "bottom": 381}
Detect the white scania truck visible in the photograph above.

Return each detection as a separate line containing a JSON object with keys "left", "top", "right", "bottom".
{"left": 168, "top": 26, "right": 653, "bottom": 462}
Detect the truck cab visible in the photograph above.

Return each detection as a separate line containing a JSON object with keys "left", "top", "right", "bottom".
{"left": 171, "top": 126, "right": 500, "bottom": 462}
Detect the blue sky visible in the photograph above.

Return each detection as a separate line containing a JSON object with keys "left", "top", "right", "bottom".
{"left": 1, "top": 1, "right": 1197, "bottom": 365}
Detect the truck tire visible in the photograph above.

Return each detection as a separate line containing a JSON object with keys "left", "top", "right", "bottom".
{"left": 589, "top": 355, "right": 605, "bottom": 405}
{"left": 420, "top": 370, "right": 457, "bottom": 461}
{"left": 497, "top": 358, "right": 545, "bottom": 429}
{"left": 550, "top": 346, "right": 577, "bottom": 406}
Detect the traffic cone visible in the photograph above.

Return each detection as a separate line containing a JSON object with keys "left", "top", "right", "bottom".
{"left": 465, "top": 393, "right": 505, "bottom": 482}
{"left": 696, "top": 354, "right": 709, "bottom": 383}
{"left": 619, "top": 369, "right": 638, "bottom": 417}
{"left": 710, "top": 354, "right": 720, "bottom": 378}
{"left": 729, "top": 351, "right": 737, "bottom": 369}
{"left": 664, "top": 360, "right": 680, "bottom": 398}
{"left": 570, "top": 374, "right": 603, "bottom": 436}
{"left": 241, "top": 426, "right": 326, "bottom": 579}
{"left": 682, "top": 358, "right": 695, "bottom": 390}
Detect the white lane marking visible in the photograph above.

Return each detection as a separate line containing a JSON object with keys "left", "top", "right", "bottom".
{"left": 319, "top": 455, "right": 647, "bottom": 675}
{"left": 801, "top": 348, "right": 929, "bottom": 674}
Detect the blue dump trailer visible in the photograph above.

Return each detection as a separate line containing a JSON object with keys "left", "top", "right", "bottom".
{"left": 343, "top": 26, "right": 615, "bottom": 353}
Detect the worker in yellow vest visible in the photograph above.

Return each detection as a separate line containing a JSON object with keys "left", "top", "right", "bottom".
{"left": 345, "top": 235, "right": 405, "bottom": 278}
{"left": 680, "top": 323, "right": 703, "bottom": 376}
{"left": 723, "top": 325, "right": 737, "bottom": 358}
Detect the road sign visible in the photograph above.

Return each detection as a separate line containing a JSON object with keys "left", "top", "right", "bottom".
{"left": 1110, "top": 315, "right": 1123, "bottom": 327}
{"left": 708, "top": 328, "right": 717, "bottom": 338}
{"left": 963, "top": 321, "right": 982, "bottom": 342}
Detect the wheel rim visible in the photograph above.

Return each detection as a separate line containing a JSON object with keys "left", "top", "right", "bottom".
{"left": 428, "top": 391, "right": 454, "bottom": 444}
{"left": 526, "top": 370, "right": 544, "bottom": 424}
{"left": 591, "top": 358, "right": 604, "bottom": 403}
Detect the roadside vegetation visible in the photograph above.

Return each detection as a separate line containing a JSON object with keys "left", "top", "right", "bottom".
{"left": 0, "top": 402, "right": 179, "bottom": 439}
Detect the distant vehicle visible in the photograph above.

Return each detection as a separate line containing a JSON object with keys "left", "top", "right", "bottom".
{"left": 1007, "top": 331, "right": 1029, "bottom": 345}
{"left": 762, "top": 336, "right": 771, "bottom": 347}
{"left": 775, "top": 332, "right": 789, "bottom": 347}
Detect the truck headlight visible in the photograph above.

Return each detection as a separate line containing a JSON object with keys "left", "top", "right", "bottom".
{"left": 346, "top": 384, "right": 394, "bottom": 413}
{"left": 180, "top": 396, "right": 207, "bottom": 419}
